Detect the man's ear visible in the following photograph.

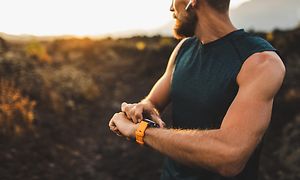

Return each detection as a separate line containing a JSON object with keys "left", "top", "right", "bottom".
{"left": 189, "top": 0, "right": 199, "bottom": 10}
{"left": 191, "top": 0, "right": 198, "bottom": 7}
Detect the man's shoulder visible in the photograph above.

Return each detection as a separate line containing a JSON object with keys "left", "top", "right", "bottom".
{"left": 237, "top": 51, "right": 286, "bottom": 98}
{"left": 234, "top": 31, "right": 270, "bottom": 46}
{"left": 242, "top": 51, "right": 284, "bottom": 72}
{"left": 169, "top": 37, "right": 193, "bottom": 64}
{"left": 176, "top": 37, "right": 195, "bottom": 51}
{"left": 232, "top": 32, "right": 277, "bottom": 63}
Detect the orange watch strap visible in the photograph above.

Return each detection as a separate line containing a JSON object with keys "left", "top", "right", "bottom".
{"left": 135, "top": 121, "right": 149, "bottom": 145}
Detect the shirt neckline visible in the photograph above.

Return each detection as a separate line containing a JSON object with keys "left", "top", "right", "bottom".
{"left": 194, "top": 29, "right": 245, "bottom": 48}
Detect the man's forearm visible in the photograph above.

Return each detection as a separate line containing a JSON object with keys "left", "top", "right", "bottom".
{"left": 143, "top": 127, "right": 239, "bottom": 174}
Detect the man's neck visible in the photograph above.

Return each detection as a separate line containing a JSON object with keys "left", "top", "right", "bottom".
{"left": 194, "top": 9, "right": 236, "bottom": 44}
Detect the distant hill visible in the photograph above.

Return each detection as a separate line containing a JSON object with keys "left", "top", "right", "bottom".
{"left": 0, "top": 32, "right": 86, "bottom": 42}
{"left": 0, "top": 32, "right": 50, "bottom": 42}
{"left": 230, "top": 0, "right": 300, "bottom": 31}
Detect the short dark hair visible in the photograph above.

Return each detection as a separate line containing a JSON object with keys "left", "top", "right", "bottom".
{"left": 206, "top": 0, "right": 230, "bottom": 12}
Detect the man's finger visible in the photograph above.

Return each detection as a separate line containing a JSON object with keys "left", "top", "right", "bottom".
{"left": 121, "top": 102, "right": 135, "bottom": 119}
{"left": 112, "top": 126, "right": 118, "bottom": 131}
{"left": 150, "top": 113, "right": 166, "bottom": 128}
{"left": 135, "top": 105, "right": 144, "bottom": 122}
{"left": 130, "top": 107, "right": 138, "bottom": 123}
{"left": 109, "top": 123, "right": 117, "bottom": 132}
{"left": 115, "top": 130, "right": 122, "bottom": 136}
{"left": 121, "top": 102, "right": 127, "bottom": 112}
{"left": 121, "top": 102, "right": 131, "bottom": 119}
{"left": 109, "top": 119, "right": 115, "bottom": 129}
{"left": 109, "top": 121, "right": 122, "bottom": 136}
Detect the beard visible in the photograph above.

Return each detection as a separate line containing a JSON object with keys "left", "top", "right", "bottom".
{"left": 173, "top": 9, "right": 198, "bottom": 40}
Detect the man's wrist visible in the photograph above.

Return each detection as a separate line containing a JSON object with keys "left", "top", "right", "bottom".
{"left": 130, "top": 123, "right": 139, "bottom": 139}
{"left": 140, "top": 99, "right": 152, "bottom": 106}
{"left": 140, "top": 99, "right": 160, "bottom": 114}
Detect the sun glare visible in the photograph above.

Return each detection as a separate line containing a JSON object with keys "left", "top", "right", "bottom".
{"left": 0, "top": 0, "right": 250, "bottom": 36}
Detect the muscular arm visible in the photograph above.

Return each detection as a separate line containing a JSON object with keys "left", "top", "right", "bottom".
{"left": 141, "top": 38, "right": 188, "bottom": 113}
{"left": 142, "top": 52, "right": 286, "bottom": 176}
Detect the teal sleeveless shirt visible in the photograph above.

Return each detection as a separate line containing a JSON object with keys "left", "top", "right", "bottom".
{"left": 161, "top": 29, "right": 277, "bottom": 180}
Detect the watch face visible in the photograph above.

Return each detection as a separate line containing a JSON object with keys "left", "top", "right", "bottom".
{"left": 144, "top": 118, "right": 159, "bottom": 128}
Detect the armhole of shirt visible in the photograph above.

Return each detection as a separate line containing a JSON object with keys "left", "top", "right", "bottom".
{"left": 170, "top": 38, "right": 190, "bottom": 82}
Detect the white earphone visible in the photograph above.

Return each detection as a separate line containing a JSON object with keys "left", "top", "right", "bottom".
{"left": 185, "top": 0, "right": 193, "bottom": 10}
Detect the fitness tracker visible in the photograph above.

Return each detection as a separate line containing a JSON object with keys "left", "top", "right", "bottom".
{"left": 143, "top": 118, "right": 159, "bottom": 128}
{"left": 135, "top": 118, "right": 159, "bottom": 145}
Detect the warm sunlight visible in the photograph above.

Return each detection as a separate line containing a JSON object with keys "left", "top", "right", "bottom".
{"left": 0, "top": 0, "right": 250, "bottom": 36}
{"left": 1, "top": 0, "right": 298, "bottom": 179}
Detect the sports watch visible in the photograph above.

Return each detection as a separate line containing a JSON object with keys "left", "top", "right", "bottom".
{"left": 135, "top": 118, "right": 159, "bottom": 145}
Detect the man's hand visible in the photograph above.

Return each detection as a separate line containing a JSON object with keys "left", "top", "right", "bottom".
{"left": 121, "top": 100, "right": 166, "bottom": 128}
{"left": 109, "top": 112, "right": 139, "bottom": 138}
{"left": 118, "top": 40, "right": 189, "bottom": 128}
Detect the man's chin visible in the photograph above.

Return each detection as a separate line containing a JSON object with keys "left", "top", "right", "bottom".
{"left": 172, "top": 29, "right": 185, "bottom": 40}
{"left": 172, "top": 26, "right": 192, "bottom": 40}
{"left": 172, "top": 23, "right": 186, "bottom": 40}
{"left": 172, "top": 21, "right": 196, "bottom": 40}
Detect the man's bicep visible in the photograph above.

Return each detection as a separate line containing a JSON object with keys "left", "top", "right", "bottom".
{"left": 236, "top": 51, "right": 285, "bottom": 101}
{"left": 220, "top": 88, "right": 273, "bottom": 145}
{"left": 220, "top": 52, "right": 285, "bottom": 157}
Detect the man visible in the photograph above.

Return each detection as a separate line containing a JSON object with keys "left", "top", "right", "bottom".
{"left": 109, "top": 0, "right": 285, "bottom": 179}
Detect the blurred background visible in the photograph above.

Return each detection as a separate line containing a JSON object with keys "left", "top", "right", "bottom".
{"left": 0, "top": 0, "right": 299, "bottom": 179}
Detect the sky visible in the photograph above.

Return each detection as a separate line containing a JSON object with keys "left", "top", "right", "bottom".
{"left": 0, "top": 0, "right": 250, "bottom": 36}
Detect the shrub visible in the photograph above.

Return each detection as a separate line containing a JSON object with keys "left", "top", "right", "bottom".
{"left": 0, "top": 79, "right": 36, "bottom": 135}
{"left": 0, "top": 55, "right": 43, "bottom": 99}
{"left": 37, "top": 65, "right": 100, "bottom": 113}
{"left": 0, "top": 37, "right": 8, "bottom": 54}
{"left": 25, "top": 41, "right": 51, "bottom": 63}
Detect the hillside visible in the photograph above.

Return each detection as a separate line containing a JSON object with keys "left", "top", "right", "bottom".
{"left": 0, "top": 28, "right": 300, "bottom": 180}
{"left": 230, "top": 0, "right": 300, "bottom": 31}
